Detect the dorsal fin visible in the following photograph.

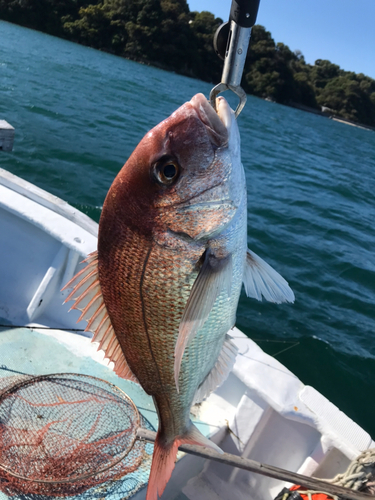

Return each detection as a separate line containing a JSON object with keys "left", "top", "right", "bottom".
{"left": 62, "top": 251, "right": 139, "bottom": 384}
{"left": 193, "top": 333, "right": 238, "bottom": 405}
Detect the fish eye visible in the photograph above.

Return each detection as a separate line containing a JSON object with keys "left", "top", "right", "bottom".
{"left": 163, "top": 163, "right": 177, "bottom": 179}
{"left": 153, "top": 158, "right": 180, "bottom": 186}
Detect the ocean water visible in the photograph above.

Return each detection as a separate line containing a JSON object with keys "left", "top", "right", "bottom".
{"left": 1, "top": 21, "right": 375, "bottom": 437}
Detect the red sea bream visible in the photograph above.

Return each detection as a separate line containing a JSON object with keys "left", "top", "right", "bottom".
{"left": 63, "top": 93, "right": 294, "bottom": 500}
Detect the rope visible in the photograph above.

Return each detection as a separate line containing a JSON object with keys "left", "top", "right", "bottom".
{"left": 292, "top": 449, "right": 375, "bottom": 499}
{"left": 328, "top": 449, "right": 375, "bottom": 493}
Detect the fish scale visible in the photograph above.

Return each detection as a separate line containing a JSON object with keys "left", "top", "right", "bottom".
{"left": 137, "top": 245, "right": 199, "bottom": 392}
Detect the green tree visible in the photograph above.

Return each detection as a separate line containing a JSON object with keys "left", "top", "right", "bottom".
{"left": 63, "top": 3, "right": 115, "bottom": 49}
{"left": 123, "top": 0, "right": 164, "bottom": 61}
{"left": 292, "top": 71, "right": 317, "bottom": 108}
{"left": 243, "top": 27, "right": 317, "bottom": 106}
{"left": 318, "top": 73, "right": 375, "bottom": 126}
{"left": 155, "top": 0, "right": 195, "bottom": 73}
{"left": 0, "top": 0, "right": 91, "bottom": 36}
{"left": 189, "top": 11, "right": 222, "bottom": 82}
{"left": 243, "top": 25, "right": 277, "bottom": 98}
{"left": 311, "top": 59, "right": 341, "bottom": 91}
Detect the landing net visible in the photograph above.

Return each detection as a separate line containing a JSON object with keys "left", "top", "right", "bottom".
{"left": 0, "top": 373, "right": 147, "bottom": 497}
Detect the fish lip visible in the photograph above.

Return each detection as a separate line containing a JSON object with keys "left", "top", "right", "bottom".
{"left": 189, "top": 93, "right": 229, "bottom": 148}
{"left": 215, "top": 96, "right": 234, "bottom": 132}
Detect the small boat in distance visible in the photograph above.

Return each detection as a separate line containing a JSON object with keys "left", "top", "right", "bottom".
{"left": 0, "top": 167, "right": 373, "bottom": 500}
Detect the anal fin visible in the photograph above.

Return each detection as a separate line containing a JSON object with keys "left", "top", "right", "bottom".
{"left": 193, "top": 333, "right": 238, "bottom": 405}
{"left": 62, "top": 250, "right": 139, "bottom": 384}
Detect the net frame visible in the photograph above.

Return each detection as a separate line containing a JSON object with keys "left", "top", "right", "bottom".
{"left": 0, "top": 372, "right": 140, "bottom": 485}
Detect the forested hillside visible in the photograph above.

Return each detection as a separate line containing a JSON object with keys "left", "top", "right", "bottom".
{"left": 1, "top": 0, "right": 375, "bottom": 126}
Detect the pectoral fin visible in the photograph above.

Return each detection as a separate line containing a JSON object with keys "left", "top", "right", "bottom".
{"left": 174, "top": 249, "right": 232, "bottom": 392}
{"left": 243, "top": 248, "right": 295, "bottom": 304}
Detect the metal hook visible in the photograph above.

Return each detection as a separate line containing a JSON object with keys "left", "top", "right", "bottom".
{"left": 210, "top": 82, "right": 247, "bottom": 118}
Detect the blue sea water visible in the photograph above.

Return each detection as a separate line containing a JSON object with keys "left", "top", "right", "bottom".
{"left": 1, "top": 21, "right": 375, "bottom": 436}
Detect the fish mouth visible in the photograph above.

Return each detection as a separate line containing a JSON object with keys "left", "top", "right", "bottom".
{"left": 190, "top": 93, "right": 231, "bottom": 148}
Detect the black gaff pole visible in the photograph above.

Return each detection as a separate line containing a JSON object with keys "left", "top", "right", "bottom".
{"left": 210, "top": 0, "right": 260, "bottom": 117}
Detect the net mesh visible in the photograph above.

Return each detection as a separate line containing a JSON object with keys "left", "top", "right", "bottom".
{"left": 0, "top": 373, "right": 149, "bottom": 497}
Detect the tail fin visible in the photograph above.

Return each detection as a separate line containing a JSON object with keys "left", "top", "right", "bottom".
{"left": 146, "top": 433, "right": 179, "bottom": 500}
{"left": 146, "top": 423, "right": 222, "bottom": 500}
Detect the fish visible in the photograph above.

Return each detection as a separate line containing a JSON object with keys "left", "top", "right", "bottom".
{"left": 63, "top": 93, "right": 294, "bottom": 500}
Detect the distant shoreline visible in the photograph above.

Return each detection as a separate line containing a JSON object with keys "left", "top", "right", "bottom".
{"left": 1, "top": 5, "right": 374, "bottom": 129}
{"left": 285, "top": 101, "right": 375, "bottom": 131}
{"left": 330, "top": 117, "right": 375, "bottom": 131}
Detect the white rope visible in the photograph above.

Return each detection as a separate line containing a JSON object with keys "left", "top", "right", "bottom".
{"left": 328, "top": 449, "right": 375, "bottom": 493}
{"left": 295, "top": 449, "right": 375, "bottom": 499}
